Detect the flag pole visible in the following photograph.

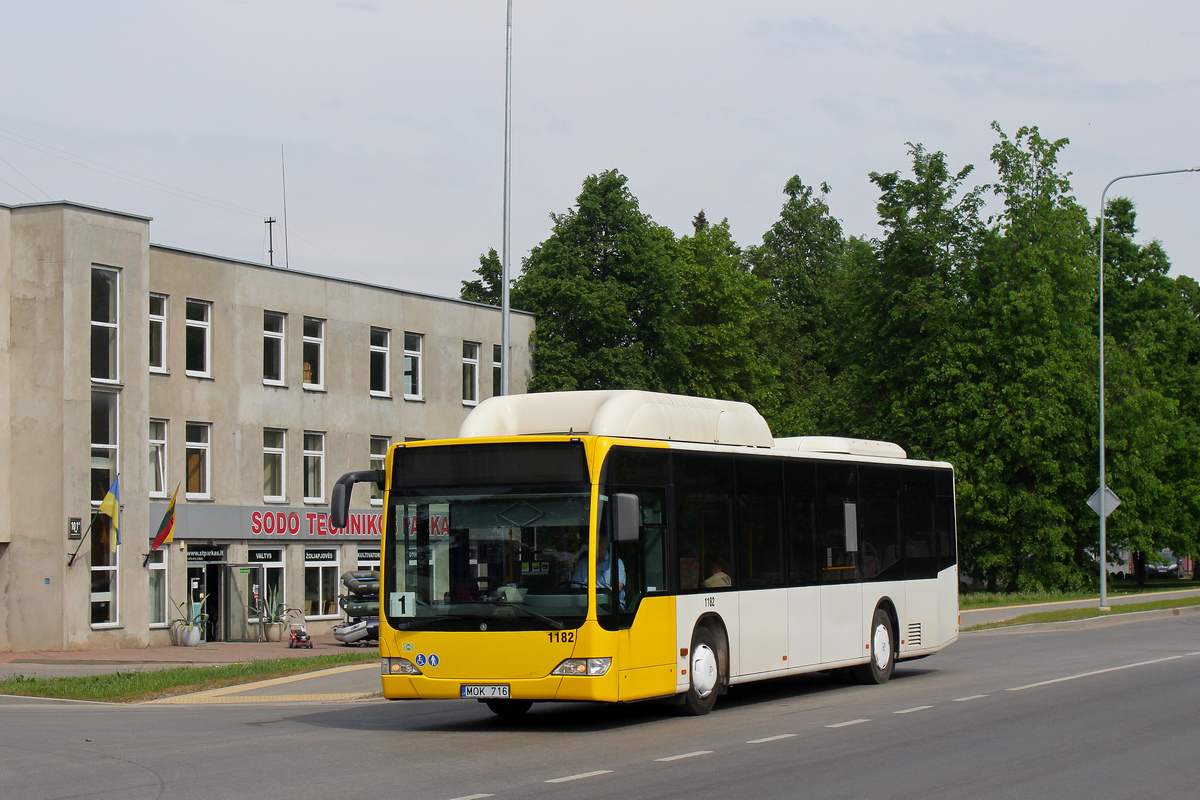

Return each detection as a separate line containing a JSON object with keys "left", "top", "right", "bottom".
{"left": 67, "top": 507, "right": 105, "bottom": 567}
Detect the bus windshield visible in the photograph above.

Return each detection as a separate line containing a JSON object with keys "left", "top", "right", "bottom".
{"left": 385, "top": 488, "right": 596, "bottom": 631}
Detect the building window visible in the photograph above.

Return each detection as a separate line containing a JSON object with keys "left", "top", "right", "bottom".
{"left": 91, "top": 389, "right": 119, "bottom": 627}
{"left": 403, "top": 332, "right": 422, "bottom": 399}
{"left": 302, "top": 317, "right": 324, "bottom": 389}
{"left": 249, "top": 549, "right": 285, "bottom": 622}
{"left": 185, "top": 299, "right": 212, "bottom": 377}
{"left": 149, "top": 419, "right": 167, "bottom": 497}
{"left": 148, "top": 549, "right": 168, "bottom": 627}
{"left": 91, "top": 390, "right": 118, "bottom": 503}
{"left": 91, "top": 266, "right": 119, "bottom": 382}
{"left": 492, "top": 343, "right": 503, "bottom": 397}
{"left": 263, "top": 311, "right": 285, "bottom": 385}
{"left": 149, "top": 293, "right": 167, "bottom": 373}
{"left": 370, "top": 435, "right": 390, "bottom": 505}
{"left": 462, "top": 341, "right": 480, "bottom": 405}
{"left": 370, "top": 327, "right": 390, "bottom": 396}
{"left": 304, "top": 548, "right": 339, "bottom": 618}
{"left": 185, "top": 422, "right": 211, "bottom": 499}
{"left": 263, "top": 428, "right": 286, "bottom": 502}
{"left": 303, "top": 431, "right": 324, "bottom": 502}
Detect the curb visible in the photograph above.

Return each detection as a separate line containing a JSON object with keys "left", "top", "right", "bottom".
{"left": 964, "top": 604, "right": 1200, "bottom": 634}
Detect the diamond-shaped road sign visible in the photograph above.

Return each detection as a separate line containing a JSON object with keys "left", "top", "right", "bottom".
{"left": 1087, "top": 486, "right": 1122, "bottom": 518}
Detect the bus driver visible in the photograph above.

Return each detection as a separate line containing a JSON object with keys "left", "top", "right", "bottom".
{"left": 571, "top": 534, "right": 626, "bottom": 609}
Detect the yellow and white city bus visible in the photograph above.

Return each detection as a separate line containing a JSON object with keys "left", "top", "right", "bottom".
{"left": 331, "top": 391, "right": 958, "bottom": 717}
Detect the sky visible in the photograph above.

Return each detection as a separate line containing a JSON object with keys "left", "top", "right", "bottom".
{"left": 3, "top": 1, "right": 1199, "bottom": 301}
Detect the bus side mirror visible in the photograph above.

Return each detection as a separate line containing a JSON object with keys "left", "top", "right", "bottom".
{"left": 614, "top": 493, "right": 640, "bottom": 543}
{"left": 331, "top": 470, "right": 384, "bottom": 529}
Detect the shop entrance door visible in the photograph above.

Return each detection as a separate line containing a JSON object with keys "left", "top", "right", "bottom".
{"left": 224, "top": 564, "right": 266, "bottom": 642}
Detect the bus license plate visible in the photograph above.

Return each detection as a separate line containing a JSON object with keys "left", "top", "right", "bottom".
{"left": 461, "top": 684, "right": 510, "bottom": 699}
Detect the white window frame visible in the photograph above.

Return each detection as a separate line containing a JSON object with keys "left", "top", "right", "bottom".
{"left": 184, "top": 299, "right": 212, "bottom": 378}
{"left": 149, "top": 293, "right": 167, "bottom": 374}
{"left": 370, "top": 326, "right": 390, "bottom": 397}
{"left": 90, "top": 389, "right": 119, "bottom": 629}
{"left": 148, "top": 549, "right": 169, "bottom": 628}
{"left": 185, "top": 422, "right": 211, "bottom": 500}
{"left": 303, "top": 431, "right": 325, "bottom": 503}
{"left": 302, "top": 317, "right": 325, "bottom": 390}
{"left": 263, "top": 428, "right": 287, "bottom": 502}
{"left": 263, "top": 311, "right": 286, "bottom": 386}
{"left": 149, "top": 418, "right": 168, "bottom": 498}
{"left": 403, "top": 332, "right": 423, "bottom": 400}
{"left": 304, "top": 548, "right": 340, "bottom": 619}
{"left": 370, "top": 435, "right": 390, "bottom": 505}
{"left": 462, "top": 341, "right": 480, "bottom": 406}
{"left": 91, "top": 266, "right": 120, "bottom": 384}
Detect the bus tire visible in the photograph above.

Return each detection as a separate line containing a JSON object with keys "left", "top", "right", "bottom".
{"left": 852, "top": 607, "right": 895, "bottom": 685}
{"left": 680, "top": 626, "right": 721, "bottom": 716}
{"left": 485, "top": 699, "right": 532, "bottom": 718}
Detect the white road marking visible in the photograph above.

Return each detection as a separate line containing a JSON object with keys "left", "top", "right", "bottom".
{"left": 449, "top": 795, "right": 494, "bottom": 800}
{"left": 953, "top": 695, "right": 988, "bottom": 702}
{"left": 655, "top": 751, "right": 713, "bottom": 762}
{"left": 826, "top": 719, "right": 870, "bottom": 728}
{"left": 747, "top": 734, "right": 798, "bottom": 744}
{"left": 1006, "top": 654, "right": 1186, "bottom": 692}
{"left": 545, "top": 770, "right": 613, "bottom": 783}
{"left": 894, "top": 705, "right": 933, "bottom": 714}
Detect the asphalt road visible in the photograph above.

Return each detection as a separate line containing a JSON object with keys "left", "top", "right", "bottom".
{"left": 2, "top": 612, "right": 1197, "bottom": 800}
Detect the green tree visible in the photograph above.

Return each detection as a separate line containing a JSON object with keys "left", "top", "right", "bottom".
{"left": 746, "top": 177, "right": 848, "bottom": 435}
{"left": 513, "top": 170, "right": 682, "bottom": 392}
{"left": 460, "top": 248, "right": 504, "bottom": 305}
{"left": 1097, "top": 197, "right": 1200, "bottom": 582}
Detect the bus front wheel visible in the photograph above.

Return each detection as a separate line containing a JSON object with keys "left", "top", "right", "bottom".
{"left": 485, "top": 699, "right": 533, "bottom": 718}
{"left": 852, "top": 607, "right": 895, "bottom": 685}
{"left": 681, "top": 627, "right": 721, "bottom": 716}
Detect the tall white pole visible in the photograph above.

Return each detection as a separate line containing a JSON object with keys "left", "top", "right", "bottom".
{"left": 500, "top": 0, "right": 513, "bottom": 396}
{"left": 1097, "top": 166, "right": 1198, "bottom": 609}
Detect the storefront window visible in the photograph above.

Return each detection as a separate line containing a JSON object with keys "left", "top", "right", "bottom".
{"left": 148, "top": 549, "right": 168, "bottom": 626}
{"left": 304, "top": 548, "right": 339, "bottom": 618}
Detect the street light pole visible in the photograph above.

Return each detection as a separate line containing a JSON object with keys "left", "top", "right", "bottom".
{"left": 1097, "top": 166, "right": 1198, "bottom": 609}
{"left": 500, "top": 0, "right": 513, "bottom": 396}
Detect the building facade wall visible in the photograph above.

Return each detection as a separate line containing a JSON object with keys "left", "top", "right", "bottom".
{"left": 0, "top": 201, "right": 535, "bottom": 651}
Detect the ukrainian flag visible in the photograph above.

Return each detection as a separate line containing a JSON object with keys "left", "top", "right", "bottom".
{"left": 99, "top": 475, "right": 120, "bottom": 553}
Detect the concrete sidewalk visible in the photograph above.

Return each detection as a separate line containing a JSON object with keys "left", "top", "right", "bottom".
{"left": 0, "top": 635, "right": 377, "bottom": 678}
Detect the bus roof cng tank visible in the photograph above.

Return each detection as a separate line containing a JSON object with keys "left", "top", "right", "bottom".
{"left": 773, "top": 436, "right": 907, "bottom": 459}
{"left": 458, "top": 390, "right": 775, "bottom": 448}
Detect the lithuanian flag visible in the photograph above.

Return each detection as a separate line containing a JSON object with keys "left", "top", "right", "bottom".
{"left": 151, "top": 484, "right": 180, "bottom": 551}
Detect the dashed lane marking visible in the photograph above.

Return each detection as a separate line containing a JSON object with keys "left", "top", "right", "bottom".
{"left": 747, "top": 734, "right": 798, "bottom": 744}
{"left": 545, "top": 771, "right": 613, "bottom": 783}
{"left": 655, "top": 751, "right": 713, "bottom": 762}
{"left": 953, "top": 695, "right": 988, "bottom": 702}
{"left": 894, "top": 705, "right": 933, "bottom": 714}
{"left": 448, "top": 795, "right": 494, "bottom": 800}
{"left": 1006, "top": 654, "right": 1188, "bottom": 692}
{"left": 826, "top": 719, "right": 870, "bottom": 728}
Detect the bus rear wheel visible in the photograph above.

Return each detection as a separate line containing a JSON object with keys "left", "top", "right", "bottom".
{"left": 852, "top": 607, "right": 895, "bottom": 685}
{"left": 680, "top": 627, "right": 721, "bottom": 716}
{"left": 485, "top": 699, "right": 533, "bottom": 718}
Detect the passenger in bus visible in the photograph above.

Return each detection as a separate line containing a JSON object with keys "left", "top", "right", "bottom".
{"left": 702, "top": 558, "right": 732, "bottom": 588}
{"left": 571, "top": 534, "right": 626, "bottom": 608}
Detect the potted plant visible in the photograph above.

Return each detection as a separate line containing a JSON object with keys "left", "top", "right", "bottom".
{"left": 260, "top": 587, "right": 286, "bottom": 642}
{"left": 170, "top": 595, "right": 208, "bottom": 647}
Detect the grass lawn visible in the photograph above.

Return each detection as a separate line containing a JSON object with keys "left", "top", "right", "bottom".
{"left": 959, "top": 579, "right": 1200, "bottom": 609}
{"left": 0, "top": 651, "right": 378, "bottom": 704}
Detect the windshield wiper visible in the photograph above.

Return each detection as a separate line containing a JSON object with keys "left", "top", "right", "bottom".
{"left": 491, "top": 600, "right": 564, "bottom": 630}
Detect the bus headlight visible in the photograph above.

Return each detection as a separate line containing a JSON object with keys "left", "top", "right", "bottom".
{"left": 382, "top": 657, "right": 423, "bottom": 675}
{"left": 551, "top": 658, "right": 611, "bottom": 676}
